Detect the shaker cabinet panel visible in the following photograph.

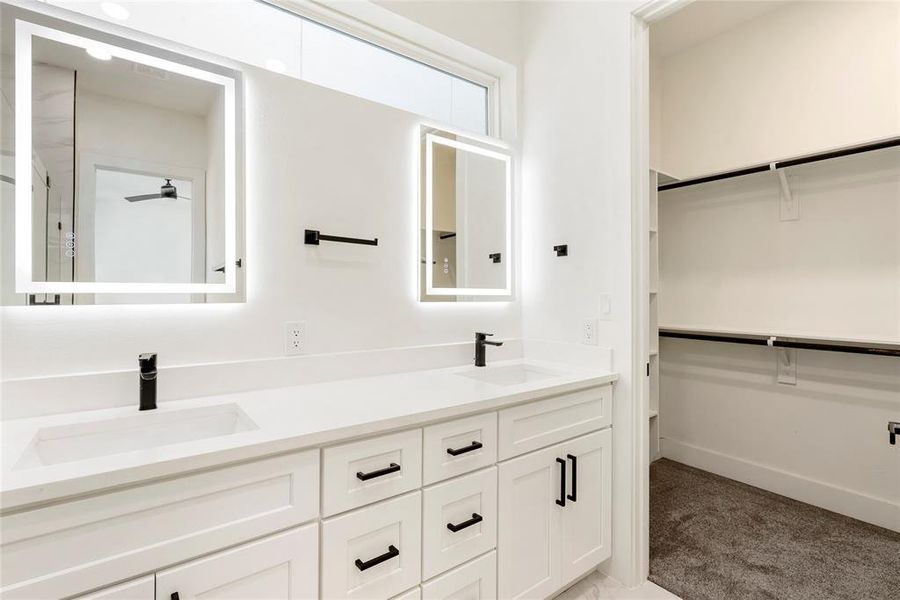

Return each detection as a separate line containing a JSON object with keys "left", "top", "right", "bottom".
{"left": 497, "top": 445, "right": 562, "bottom": 600}
{"left": 497, "top": 430, "right": 612, "bottom": 599}
{"left": 498, "top": 385, "right": 611, "bottom": 460}
{"left": 74, "top": 576, "right": 154, "bottom": 600}
{"left": 421, "top": 552, "right": 497, "bottom": 600}
{"left": 155, "top": 524, "right": 318, "bottom": 600}
{"left": 422, "top": 468, "right": 497, "bottom": 579}
{"left": 322, "top": 492, "right": 422, "bottom": 600}
{"left": 423, "top": 413, "right": 497, "bottom": 485}
{"left": 323, "top": 429, "right": 422, "bottom": 516}
{"left": 561, "top": 429, "right": 612, "bottom": 582}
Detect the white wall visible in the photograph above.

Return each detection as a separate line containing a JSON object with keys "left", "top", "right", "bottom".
{"left": 660, "top": 338, "right": 900, "bottom": 531}
{"left": 659, "top": 149, "right": 900, "bottom": 342}
{"left": 1, "top": 65, "right": 521, "bottom": 380}
{"left": 519, "top": 0, "right": 639, "bottom": 584}
{"left": 373, "top": 1, "right": 523, "bottom": 68}
{"left": 654, "top": 1, "right": 900, "bottom": 179}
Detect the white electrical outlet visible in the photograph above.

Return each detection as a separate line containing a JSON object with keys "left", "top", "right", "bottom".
{"left": 582, "top": 318, "right": 599, "bottom": 346}
{"left": 284, "top": 321, "right": 305, "bottom": 356}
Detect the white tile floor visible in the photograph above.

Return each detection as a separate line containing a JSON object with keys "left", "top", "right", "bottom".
{"left": 554, "top": 570, "right": 681, "bottom": 600}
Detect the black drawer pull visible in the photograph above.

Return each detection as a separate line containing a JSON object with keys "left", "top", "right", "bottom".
{"left": 567, "top": 454, "right": 577, "bottom": 502}
{"left": 357, "top": 463, "right": 401, "bottom": 481}
{"left": 447, "top": 512, "right": 483, "bottom": 533}
{"left": 355, "top": 545, "right": 399, "bottom": 571}
{"left": 556, "top": 457, "right": 566, "bottom": 507}
{"left": 171, "top": 594, "right": 180, "bottom": 600}
{"left": 447, "top": 441, "right": 483, "bottom": 456}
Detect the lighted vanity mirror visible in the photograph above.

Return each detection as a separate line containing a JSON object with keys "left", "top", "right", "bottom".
{"left": 0, "top": 8, "right": 243, "bottom": 305}
{"left": 420, "top": 126, "right": 512, "bottom": 302}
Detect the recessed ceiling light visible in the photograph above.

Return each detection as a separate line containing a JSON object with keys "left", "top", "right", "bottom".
{"left": 86, "top": 46, "right": 113, "bottom": 61}
{"left": 100, "top": 2, "right": 130, "bottom": 21}
{"left": 265, "top": 58, "right": 287, "bottom": 74}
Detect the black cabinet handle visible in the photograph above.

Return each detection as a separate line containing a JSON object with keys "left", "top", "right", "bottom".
{"left": 447, "top": 441, "right": 483, "bottom": 456}
{"left": 447, "top": 512, "right": 483, "bottom": 533}
{"left": 171, "top": 594, "right": 180, "bottom": 600}
{"left": 556, "top": 457, "right": 566, "bottom": 507}
{"left": 357, "top": 463, "right": 400, "bottom": 481}
{"left": 567, "top": 454, "right": 577, "bottom": 502}
{"left": 355, "top": 545, "right": 399, "bottom": 571}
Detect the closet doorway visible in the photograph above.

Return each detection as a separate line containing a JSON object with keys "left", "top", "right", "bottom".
{"left": 641, "top": 2, "right": 900, "bottom": 599}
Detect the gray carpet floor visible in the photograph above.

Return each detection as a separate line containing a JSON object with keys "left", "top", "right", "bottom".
{"left": 649, "top": 458, "right": 900, "bottom": 600}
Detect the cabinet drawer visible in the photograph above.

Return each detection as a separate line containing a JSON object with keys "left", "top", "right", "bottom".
{"left": 423, "top": 413, "right": 497, "bottom": 485}
{"left": 73, "top": 576, "right": 154, "bottom": 600}
{"left": 498, "top": 385, "right": 611, "bottom": 460}
{"left": 422, "top": 468, "right": 497, "bottom": 580}
{"left": 322, "top": 492, "right": 422, "bottom": 600}
{"left": 323, "top": 429, "right": 422, "bottom": 516}
{"left": 0, "top": 449, "right": 319, "bottom": 600}
{"left": 392, "top": 587, "right": 422, "bottom": 600}
{"left": 156, "top": 524, "right": 318, "bottom": 600}
{"left": 422, "top": 552, "right": 497, "bottom": 600}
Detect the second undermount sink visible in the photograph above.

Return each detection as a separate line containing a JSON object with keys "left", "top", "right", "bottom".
{"left": 14, "top": 403, "right": 257, "bottom": 470}
{"left": 457, "top": 363, "right": 562, "bottom": 386}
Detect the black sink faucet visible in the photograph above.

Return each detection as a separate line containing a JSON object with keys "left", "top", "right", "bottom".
{"left": 139, "top": 353, "right": 158, "bottom": 411}
{"left": 474, "top": 332, "right": 503, "bottom": 367}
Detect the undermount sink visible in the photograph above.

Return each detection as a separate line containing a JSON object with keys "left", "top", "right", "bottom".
{"left": 14, "top": 404, "right": 257, "bottom": 470}
{"left": 456, "top": 363, "right": 561, "bottom": 386}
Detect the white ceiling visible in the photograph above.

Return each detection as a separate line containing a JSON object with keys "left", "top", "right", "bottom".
{"left": 651, "top": 1, "right": 793, "bottom": 58}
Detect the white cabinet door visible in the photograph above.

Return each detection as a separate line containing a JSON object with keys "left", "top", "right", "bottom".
{"left": 155, "top": 524, "right": 318, "bottom": 600}
{"left": 560, "top": 430, "right": 612, "bottom": 583}
{"left": 497, "top": 444, "right": 562, "bottom": 600}
{"left": 75, "top": 576, "right": 154, "bottom": 600}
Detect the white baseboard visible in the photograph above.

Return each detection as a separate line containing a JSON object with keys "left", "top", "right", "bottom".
{"left": 661, "top": 438, "right": 900, "bottom": 532}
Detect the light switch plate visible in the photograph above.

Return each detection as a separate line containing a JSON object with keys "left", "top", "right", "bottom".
{"left": 598, "top": 293, "right": 612, "bottom": 320}
{"left": 777, "top": 348, "right": 797, "bottom": 384}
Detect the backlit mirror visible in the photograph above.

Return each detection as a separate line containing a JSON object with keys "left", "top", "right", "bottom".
{"left": 420, "top": 126, "right": 512, "bottom": 301}
{"left": 0, "top": 8, "right": 243, "bottom": 304}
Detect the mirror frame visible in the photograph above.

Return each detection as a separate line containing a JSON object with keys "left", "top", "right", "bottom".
{"left": 423, "top": 131, "right": 512, "bottom": 298}
{"left": 14, "top": 19, "right": 241, "bottom": 295}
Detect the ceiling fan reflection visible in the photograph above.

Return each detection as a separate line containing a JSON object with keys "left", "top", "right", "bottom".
{"left": 124, "top": 178, "right": 191, "bottom": 202}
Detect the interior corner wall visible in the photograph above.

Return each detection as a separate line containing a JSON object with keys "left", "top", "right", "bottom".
{"left": 519, "top": 0, "right": 640, "bottom": 585}
{"left": 656, "top": 1, "right": 900, "bottom": 179}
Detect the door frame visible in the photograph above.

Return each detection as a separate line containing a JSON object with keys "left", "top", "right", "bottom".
{"left": 628, "top": 0, "right": 692, "bottom": 584}
{"left": 76, "top": 151, "right": 206, "bottom": 303}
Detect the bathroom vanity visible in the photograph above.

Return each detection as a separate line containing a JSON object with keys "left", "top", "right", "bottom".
{"left": 0, "top": 362, "right": 615, "bottom": 600}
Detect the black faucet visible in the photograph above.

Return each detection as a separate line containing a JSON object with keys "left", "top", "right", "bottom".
{"left": 139, "top": 353, "right": 158, "bottom": 411}
{"left": 474, "top": 332, "right": 503, "bottom": 367}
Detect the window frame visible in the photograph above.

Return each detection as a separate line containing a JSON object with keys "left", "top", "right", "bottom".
{"left": 259, "top": 0, "right": 511, "bottom": 140}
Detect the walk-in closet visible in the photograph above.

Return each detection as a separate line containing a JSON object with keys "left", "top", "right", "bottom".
{"left": 645, "top": 2, "right": 900, "bottom": 599}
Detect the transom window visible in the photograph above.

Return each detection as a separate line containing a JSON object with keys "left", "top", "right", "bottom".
{"left": 52, "top": 0, "right": 491, "bottom": 134}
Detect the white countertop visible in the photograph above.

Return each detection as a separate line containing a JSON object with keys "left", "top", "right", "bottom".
{"left": 1, "top": 359, "right": 616, "bottom": 511}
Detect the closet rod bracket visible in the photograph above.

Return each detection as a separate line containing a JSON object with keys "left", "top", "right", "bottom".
{"left": 770, "top": 164, "right": 799, "bottom": 221}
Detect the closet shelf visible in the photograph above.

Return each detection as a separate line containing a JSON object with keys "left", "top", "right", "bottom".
{"left": 659, "top": 327, "right": 900, "bottom": 357}
{"left": 657, "top": 136, "right": 900, "bottom": 192}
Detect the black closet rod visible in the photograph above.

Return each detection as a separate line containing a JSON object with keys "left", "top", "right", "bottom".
{"left": 658, "top": 137, "right": 900, "bottom": 191}
{"left": 659, "top": 329, "right": 900, "bottom": 358}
